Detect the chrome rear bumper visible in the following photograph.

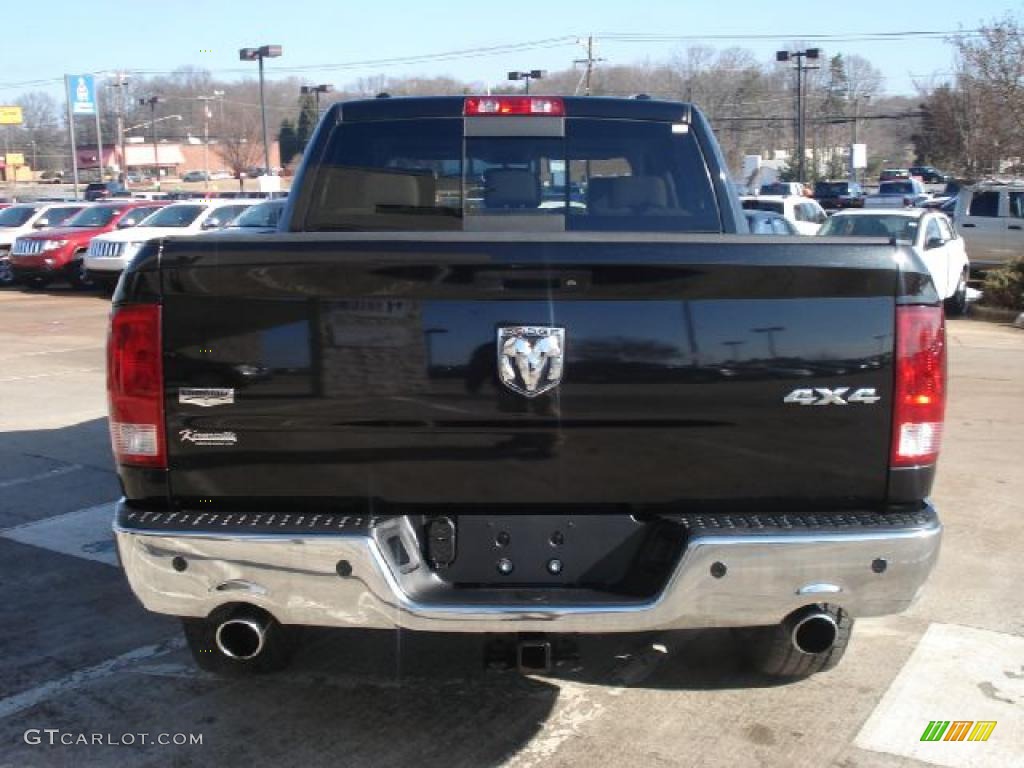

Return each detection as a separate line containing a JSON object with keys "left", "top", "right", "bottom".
{"left": 114, "top": 503, "right": 941, "bottom": 633}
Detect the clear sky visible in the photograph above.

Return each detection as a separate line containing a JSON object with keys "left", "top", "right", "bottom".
{"left": 1, "top": 0, "right": 1019, "bottom": 101}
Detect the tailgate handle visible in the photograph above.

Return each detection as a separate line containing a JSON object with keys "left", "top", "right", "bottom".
{"left": 475, "top": 270, "right": 590, "bottom": 293}
{"left": 961, "top": 223, "right": 976, "bottom": 228}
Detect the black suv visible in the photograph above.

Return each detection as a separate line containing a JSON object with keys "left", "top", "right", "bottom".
{"left": 84, "top": 181, "right": 129, "bottom": 201}
{"left": 909, "top": 166, "right": 950, "bottom": 184}
{"left": 812, "top": 180, "right": 864, "bottom": 210}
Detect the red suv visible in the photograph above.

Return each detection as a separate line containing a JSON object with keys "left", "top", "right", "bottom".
{"left": 10, "top": 201, "right": 166, "bottom": 289}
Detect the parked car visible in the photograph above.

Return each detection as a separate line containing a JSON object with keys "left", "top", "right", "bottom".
{"left": 759, "top": 181, "right": 806, "bottom": 197}
{"left": 740, "top": 195, "right": 827, "bottom": 235}
{"left": 951, "top": 183, "right": 1024, "bottom": 269}
{"left": 109, "top": 95, "right": 945, "bottom": 681}
{"left": 0, "top": 203, "right": 87, "bottom": 286}
{"left": 908, "top": 166, "right": 950, "bottom": 184}
{"left": 85, "top": 199, "right": 258, "bottom": 286}
{"left": 181, "top": 170, "right": 210, "bottom": 183}
{"left": 744, "top": 210, "right": 798, "bottom": 235}
{"left": 819, "top": 208, "right": 969, "bottom": 314}
{"left": 813, "top": 180, "right": 864, "bottom": 211}
{"left": 84, "top": 181, "right": 130, "bottom": 201}
{"left": 9, "top": 201, "right": 166, "bottom": 290}
{"left": 214, "top": 199, "right": 286, "bottom": 234}
{"left": 879, "top": 168, "right": 911, "bottom": 182}
{"left": 863, "top": 179, "right": 931, "bottom": 208}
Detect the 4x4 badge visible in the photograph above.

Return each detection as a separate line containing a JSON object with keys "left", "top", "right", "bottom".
{"left": 497, "top": 326, "right": 565, "bottom": 398}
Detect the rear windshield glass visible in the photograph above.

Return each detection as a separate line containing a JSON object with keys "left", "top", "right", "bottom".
{"left": 819, "top": 214, "right": 918, "bottom": 240}
{"left": 741, "top": 199, "right": 784, "bottom": 215}
{"left": 815, "top": 182, "right": 848, "bottom": 196}
{"left": 304, "top": 117, "right": 720, "bottom": 232}
{"left": 879, "top": 181, "right": 914, "bottom": 194}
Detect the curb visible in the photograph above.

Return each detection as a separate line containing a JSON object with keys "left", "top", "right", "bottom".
{"left": 967, "top": 305, "right": 1024, "bottom": 326}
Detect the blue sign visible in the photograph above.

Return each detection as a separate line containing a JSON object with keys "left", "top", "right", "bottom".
{"left": 69, "top": 75, "right": 97, "bottom": 116}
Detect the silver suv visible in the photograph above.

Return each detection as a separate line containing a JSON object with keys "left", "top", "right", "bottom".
{"left": 953, "top": 183, "right": 1024, "bottom": 268}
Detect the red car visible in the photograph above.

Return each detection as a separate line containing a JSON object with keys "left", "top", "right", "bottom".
{"left": 10, "top": 201, "right": 166, "bottom": 289}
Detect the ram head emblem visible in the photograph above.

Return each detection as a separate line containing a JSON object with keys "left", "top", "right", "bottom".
{"left": 497, "top": 326, "right": 566, "bottom": 397}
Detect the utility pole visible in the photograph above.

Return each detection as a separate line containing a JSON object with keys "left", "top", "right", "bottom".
{"left": 139, "top": 97, "right": 163, "bottom": 189}
{"left": 196, "top": 95, "right": 218, "bottom": 192}
{"left": 849, "top": 94, "right": 869, "bottom": 183}
{"left": 107, "top": 72, "right": 130, "bottom": 182}
{"left": 573, "top": 36, "right": 604, "bottom": 96}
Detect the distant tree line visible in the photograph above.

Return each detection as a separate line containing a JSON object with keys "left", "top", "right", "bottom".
{"left": 914, "top": 15, "right": 1024, "bottom": 177}
{"left": 16, "top": 21, "right": 1024, "bottom": 183}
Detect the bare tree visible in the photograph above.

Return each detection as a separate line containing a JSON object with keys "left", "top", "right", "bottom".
{"left": 953, "top": 16, "right": 1024, "bottom": 168}
{"left": 216, "top": 113, "right": 263, "bottom": 175}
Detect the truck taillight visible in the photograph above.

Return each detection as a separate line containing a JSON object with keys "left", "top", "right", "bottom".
{"left": 892, "top": 305, "right": 946, "bottom": 467}
{"left": 107, "top": 304, "right": 165, "bottom": 468}
{"left": 464, "top": 96, "right": 564, "bottom": 116}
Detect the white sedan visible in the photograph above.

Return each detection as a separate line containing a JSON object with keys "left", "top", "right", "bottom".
{"left": 740, "top": 195, "right": 828, "bottom": 236}
{"left": 818, "top": 208, "right": 970, "bottom": 314}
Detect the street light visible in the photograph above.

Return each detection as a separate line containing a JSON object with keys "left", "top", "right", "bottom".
{"left": 240, "top": 44, "right": 282, "bottom": 175}
{"left": 507, "top": 69, "right": 546, "bottom": 94}
{"left": 138, "top": 96, "right": 164, "bottom": 189}
{"left": 776, "top": 48, "right": 820, "bottom": 183}
{"left": 300, "top": 84, "right": 333, "bottom": 116}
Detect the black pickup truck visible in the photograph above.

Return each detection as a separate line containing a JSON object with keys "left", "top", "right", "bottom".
{"left": 111, "top": 96, "right": 945, "bottom": 679}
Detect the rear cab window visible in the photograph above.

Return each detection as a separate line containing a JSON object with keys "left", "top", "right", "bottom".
{"left": 967, "top": 190, "right": 1001, "bottom": 217}
{"left": 303, "top": 107, "right": 721, "bottom": 232}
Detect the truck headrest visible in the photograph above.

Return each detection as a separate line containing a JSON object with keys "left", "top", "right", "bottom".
{"left": 484, "top": 169, "right": 540, "bottom": 209}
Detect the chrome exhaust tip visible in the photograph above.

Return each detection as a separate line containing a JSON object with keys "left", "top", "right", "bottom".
{"left": 788, "top": 609, "right": 839, "bottom": 655}
{"left": 215, "top": 617, "right": 267, "bottom": 660}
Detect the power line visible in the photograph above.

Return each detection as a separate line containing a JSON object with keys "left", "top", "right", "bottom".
{"left": 601, "top": 29, "right": 981, "bottom": 43}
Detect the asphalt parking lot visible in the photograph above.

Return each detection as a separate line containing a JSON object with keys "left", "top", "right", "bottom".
{"left": 0, "top": 284, "right": 1021, "bottom": 768}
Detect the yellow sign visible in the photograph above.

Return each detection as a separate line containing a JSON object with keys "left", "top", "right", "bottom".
{"left": 0, "top": 106, "right": 23, "bottom": 125}
{"left": 4, "top": 153, "right": 24, "bottom": 166}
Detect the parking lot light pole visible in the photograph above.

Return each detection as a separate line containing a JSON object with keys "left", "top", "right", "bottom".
{"left": 507, "top": 70, "right": 546, "bottom": 94}
{"left": 300, "top": 84, "right": 333, "bottom": 116}
{"left": 776, "top": 49, "right": 820, "bottom": 184}
{"left": 240, "top": 45, "right": 282, "bottom": 175}
{"left": 138, "top": 96, "right": 164, "bottom": 189}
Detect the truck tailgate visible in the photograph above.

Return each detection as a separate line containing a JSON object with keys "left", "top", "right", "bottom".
{"left": 159, "top": 234, "right": 901, "bottom": 510}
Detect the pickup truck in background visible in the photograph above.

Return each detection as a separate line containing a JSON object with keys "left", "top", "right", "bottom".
{"left": 110, "top": 96, "right": 945, "bottom": 681}
{"left": 864, "top": 179, "right": 931, "bottom": 208}
{"left": 953, "top": 182, "right": 1024, "bottom": 269}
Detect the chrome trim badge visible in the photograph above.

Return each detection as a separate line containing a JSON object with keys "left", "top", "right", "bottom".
{"left": 498, "top": 326, "right": 565, "bottom": 397}
{"left": 179, "top": 388, "right": 234, "bottom": 407}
